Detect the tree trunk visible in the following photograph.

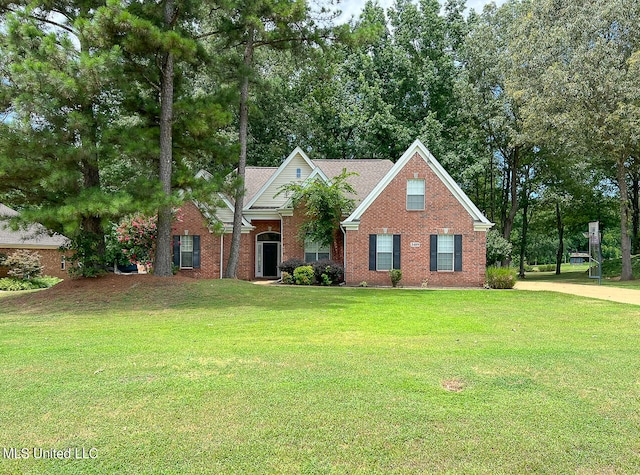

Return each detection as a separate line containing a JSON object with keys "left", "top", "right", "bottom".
{"left": 617, "top": 156, "right": 633, "bottom": 280}
{"left": 555, "top": 200, "right": 564, "bottom": 275}
{"left": 501, "top": 147, "right": 519, "bottom": 267}
{"left": 631, "top": 169, "right": 639, "bottom": 255}
{"left": 154, "top": 0, "right": 175, "bottom": 277}
{"left": 225, "top": 31, "right": 254, "bottom": 278}
{"left": 518, "top": 186, "right": 529, "bottom": 279}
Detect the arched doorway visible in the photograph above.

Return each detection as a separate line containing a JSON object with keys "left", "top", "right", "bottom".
{"left": 256, "top": 232, "right": 281, "bottom": 278}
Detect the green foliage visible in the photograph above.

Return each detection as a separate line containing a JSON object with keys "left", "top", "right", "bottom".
{"left": 280, "top": 271, "right": 293, "bottom": 285}
{"left": 293, "top": 265, "right": 314, "bottom": 285}
{"left": 537, "top": 264, "right": 556, "bottom": 272}
{"left": 311, "top": 260, "right": 344, "bottom": 285}
{"left": 0, "top": 253, "right": 6, "bottom": 266}
{"left": 389, "top": 269, "right": 402, "bottom": 288}
{"left": 0, "top": 276, "right": 61, "bottom": 291}
{"left": 486, "top": 267, "right": 517, "bottom": 289}
{"left": 601, "top": 256, "right": 640, "bottom": 279}
{"left": 4, "top": 250, "right": 43, "bottom": 280}
{"left": 277, "top": 170, "right": 357, "bottom": 248}
{"left": 278, "top": 258, "right": 306, "bottom": 275}
{"left": 486, "top": 230, "right": 513, "bottom": 266}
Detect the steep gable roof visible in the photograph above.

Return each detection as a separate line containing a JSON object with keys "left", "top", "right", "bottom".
{"left": 0, "top": 204, "right": 69, "bottom": 248}
{"left": 342, "top": 139, "right": 493, "bottom": 231}
{"left": 313, "top": 159, "right": 394, "bottom": 205}
{"left": 244, "top": 167, "right": 278, "bottom": 204}
{"left": 244, "top": 147, "right": 323, "bottom": 210}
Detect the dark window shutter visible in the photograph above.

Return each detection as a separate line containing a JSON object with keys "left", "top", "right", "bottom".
{"left": 369, "top": 234, "right": 377, "bottom": 271}
{"left": 393, "top": 234, "right": 401, "bottom": 269}
{"left": 454, "top": 234, "right": 462, "bottom": 272}
{"left": 172, "top": 236, "right": 180, "bottom": 267}
{"left": 430, "top": 234, "right": 438, "bottom": 271}
{"left": 193, "top": 235, "right": 201, "bottom": 269}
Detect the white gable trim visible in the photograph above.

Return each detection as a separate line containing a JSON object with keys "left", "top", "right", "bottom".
{"left": 343, "top": 139, "right": 493, "bottom": 229}
{"left": 243, "top": 147, "right": 316, "bottom": 210}
{"left": 277, "top": 166, "right": 331, "bottom": 210}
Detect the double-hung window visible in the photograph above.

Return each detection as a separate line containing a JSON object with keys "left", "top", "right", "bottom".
{"left": 304, "top": 239, "right": 330, "bottom": 262}
{"left": 376, "top": 234, "right": 393, "bottom": 271}
{"left": 172, "top": 235, "right": 201, "bottom": 269}
{"left": 180, "top": 235, "right": 194, "bottom": 268}
{"left": 437, "top": 234, "right": 454, "bottom": 271}
{"left": 407, "top": 179, "right": 425, "bottom": 210}
{"left": 430, "top": 234, "right": 462, "bottom": 272}
{"left": 369, "top": 234, "right": 401, "bottom": 271}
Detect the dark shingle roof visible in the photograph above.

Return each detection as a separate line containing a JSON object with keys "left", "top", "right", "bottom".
{"left": 0, "top": 204, "right": 69, "bottom": 248}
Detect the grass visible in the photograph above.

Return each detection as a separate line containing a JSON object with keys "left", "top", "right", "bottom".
{"left": 1, "top": 278, "right": 640, "bottom": 474}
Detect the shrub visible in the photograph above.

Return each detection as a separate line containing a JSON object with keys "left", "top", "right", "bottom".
{"left": 293, "top": 265, "right": 314, "bottom": 285}
{"left": 4, "top": 250, "right": 43, "bottom": 279}
{"left": 278, "top": 258, "right": 305, "bottom": 275}
{"left": 311, "top": 260, "right": 344, "bottom": 284}
{"left": 281, "top": 271, "right": 293, "bottom": 285}
{"left": 523, "top": 264, "right": 534, "bottom": 272}
{"left": 486, "top": 230, "right": 513, "bottom": 266}
{"left": 0, "top": 252, "right": 6, "bottom": 265}
{"left": 0, "top": 276, "right": 61, "bottom": 291}
{"left": 538, "top": 264, "right": 556, "bottom": 272}
{"left": 486, "top": 267, "right": 517, "bottom": 289}
{"left": 389, "top": 269, "right": 402, "bottom": 287}
{"left": 359, "top": 281, "right": 368, "bottom": 287}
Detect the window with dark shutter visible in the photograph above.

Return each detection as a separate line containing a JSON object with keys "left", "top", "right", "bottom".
{"left": 454, "top": 235, "right": 462, "bottom": 272}
{"left": 392, "top": 234, "right": 401, "bottom": 269}
{"left": 369, "top": 235, "right": 377, "bottom": 271}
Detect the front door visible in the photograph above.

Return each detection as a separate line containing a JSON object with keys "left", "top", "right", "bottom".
{"left": 256, "top": 232, "right": 281, "bottom": 278}
{"left": 262, "top": 243, "right": 279, "bottom": 277}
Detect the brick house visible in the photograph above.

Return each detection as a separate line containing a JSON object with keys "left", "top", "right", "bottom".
{"left": 173, "top": 139, "right": 493, "bottom": 286}
{"left": 0, "top": 204, "right": 70, "bottom": 279}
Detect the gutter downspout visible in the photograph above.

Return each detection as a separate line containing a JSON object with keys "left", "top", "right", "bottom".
{"left": 220, "top": 233, "right": 224, "bottom": 279}
{"left": 341, "top": 225, "right": 347, "bottom": 285}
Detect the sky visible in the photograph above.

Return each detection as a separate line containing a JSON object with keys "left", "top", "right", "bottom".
{"left": 336, "top": 0, "right": 507, "bottom": 22}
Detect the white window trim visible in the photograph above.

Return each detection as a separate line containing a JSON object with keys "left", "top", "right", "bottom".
{"left": 179, "top": 235, "right": 194, "bottom": 269}
{"left": 304, "top": 239, "right": 330, "bottom": 263}
{"left": 407, "top": 179, "right": 425, "bottom": 211}
{"left": 376, "top": 234, "right": 393, "bottom": 271}
{"left": 437, "top": 234, "right": 454, "bottom": 272}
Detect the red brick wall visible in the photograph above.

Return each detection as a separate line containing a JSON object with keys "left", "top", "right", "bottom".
{"left": 0, "top": 248, "right": 70, "bottom": 279}
{"left": 172, "top": 201, "right": 222, "bottom": 279}
{"left": 281, "top": 209, "right": 345, "bottom": 267}
{"left": 345, "top": 153, "right": 487, "bottom": 287}
{"left": 215, "top": 229, "right": 254, "bottom": 281}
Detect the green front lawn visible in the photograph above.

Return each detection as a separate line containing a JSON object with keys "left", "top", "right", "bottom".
{"left": 1, "top": 279, "right": 639, "bottom": 474}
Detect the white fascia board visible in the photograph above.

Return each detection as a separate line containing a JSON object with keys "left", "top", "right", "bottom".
{"left": 278, "top": 208, "right": 294, "bottom": 217}
{"left": 343, "top": 139, "right": 492, "bottom": 227}
{"left": 243, "top": 146, "right": 316, "bottom": 210}
{"left": 340, "top": 220, "right": 360, "bottom": 231}
{"left": 243, "top": 209, "right": 282, "bottom": 222}
{"left": 474, "top": 222, "right": 495, "bottom": 232}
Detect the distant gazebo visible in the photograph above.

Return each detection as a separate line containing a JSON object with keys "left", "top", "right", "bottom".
{"left": 569, "top": 252, "right": 591, "bottom": 265}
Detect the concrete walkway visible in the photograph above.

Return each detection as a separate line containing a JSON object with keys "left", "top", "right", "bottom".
{"left": 515, "top": 281, "right": 640, "bottom": 306}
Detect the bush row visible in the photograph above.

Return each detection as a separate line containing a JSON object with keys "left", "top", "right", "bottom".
{"left": 485, "top": 267, "right": 517, "bottom": 289}
{"left": 279, "top": 259, "right": 344, "bottom": 286}
{"left": 0, "top": 276, "right": 62, "bottom": 291}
